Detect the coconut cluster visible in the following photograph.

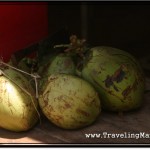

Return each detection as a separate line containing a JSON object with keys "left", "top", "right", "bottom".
{"left": 0, "top": 36, "right": 145, "bottom": 131}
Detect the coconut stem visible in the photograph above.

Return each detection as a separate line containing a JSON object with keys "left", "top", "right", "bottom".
{"left": 54, "top": 35, "right": 86, "bottom": 57}
{"left": 33, "top": 74, "right": 39, "bottom": 99}
{"left": 54, "top": 44, "right": 70, "bottom": 49}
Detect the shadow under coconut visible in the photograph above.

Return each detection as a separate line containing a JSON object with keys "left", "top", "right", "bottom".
{"left": 0, "top": 129, "right": 32, "bottom": 144}
{"left": 0, "top": 114, "right": 74, "bottom": 144}
{"left": 0, "top": 123, "right": 39, "bottom": 140}
{"left": 0, "top": 95, "right": 149, "bottom": 144}
{"left": 30, "top": 96, "right": 150, "bottom": 144}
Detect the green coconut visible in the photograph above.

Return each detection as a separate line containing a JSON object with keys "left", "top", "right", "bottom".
{"left": 39, "top": 53, "right": 76, "bottom": 91}
{"left": 44, "top": 53, "right": 75, "bottom": 76}
{"left": 39, "top": 74, "right": 101, "bottom": 129}
{"left": 0, "top": 68, "right": 39, "bottom": 132}
{"left": 77, "top": 46, "right": 145, "bottom": 112}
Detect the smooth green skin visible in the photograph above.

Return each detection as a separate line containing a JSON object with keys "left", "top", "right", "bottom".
{"left": 80, "top": 46, "right": 145, "bottom": 112}
{"left": 39, "top": 74, "right": 101, "bottom": 129}
{"left": 0, "top": 69, "right": 38, "bottom": 132}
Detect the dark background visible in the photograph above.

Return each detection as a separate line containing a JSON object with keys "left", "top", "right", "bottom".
{"left": 48, "top": 2, "right": 150, "bottom": 60}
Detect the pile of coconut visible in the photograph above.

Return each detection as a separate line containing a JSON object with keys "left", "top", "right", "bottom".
{"left": 0, "top": 35, "right": 145, "bottom": 132}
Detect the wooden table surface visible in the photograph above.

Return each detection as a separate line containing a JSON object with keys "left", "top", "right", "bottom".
{"left": 0, "top": 78, "right": 150, "bottom": 145}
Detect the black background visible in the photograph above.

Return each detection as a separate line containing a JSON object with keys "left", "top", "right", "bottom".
{"left": 48, "top": 2, "right": 150, "bottom": 59}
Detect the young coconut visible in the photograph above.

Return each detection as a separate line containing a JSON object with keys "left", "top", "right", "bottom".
{"left": 52, "top": 35, "right": 145, "bottom": 113}
{"left": 39, "top": 74, "right": 101, "bottom": 129}
{"left": 77, "top": 46, "right": 145, "bottom": 112}
{"left": 44, "top": 53, "right": 76, "bottom": 76}
{"left": 39, "top": 53, "right": 76, "bottom": 92}
{"left": 0, "top": 68, "right": 39, "bottom": 132}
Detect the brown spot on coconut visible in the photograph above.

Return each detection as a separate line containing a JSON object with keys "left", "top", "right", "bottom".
{"left": 79, "top": 46, "right": 145, "bottom": 112}
{"left": 0, "top": 68, "right": 39, "bottom": 132}
{"left": 39, "top": 74, "right": 101, "bottom": 129}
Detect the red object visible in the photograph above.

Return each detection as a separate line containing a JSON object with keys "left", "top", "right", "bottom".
{"left": 0, "top": 2, "right": 48, "bottom": 62}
